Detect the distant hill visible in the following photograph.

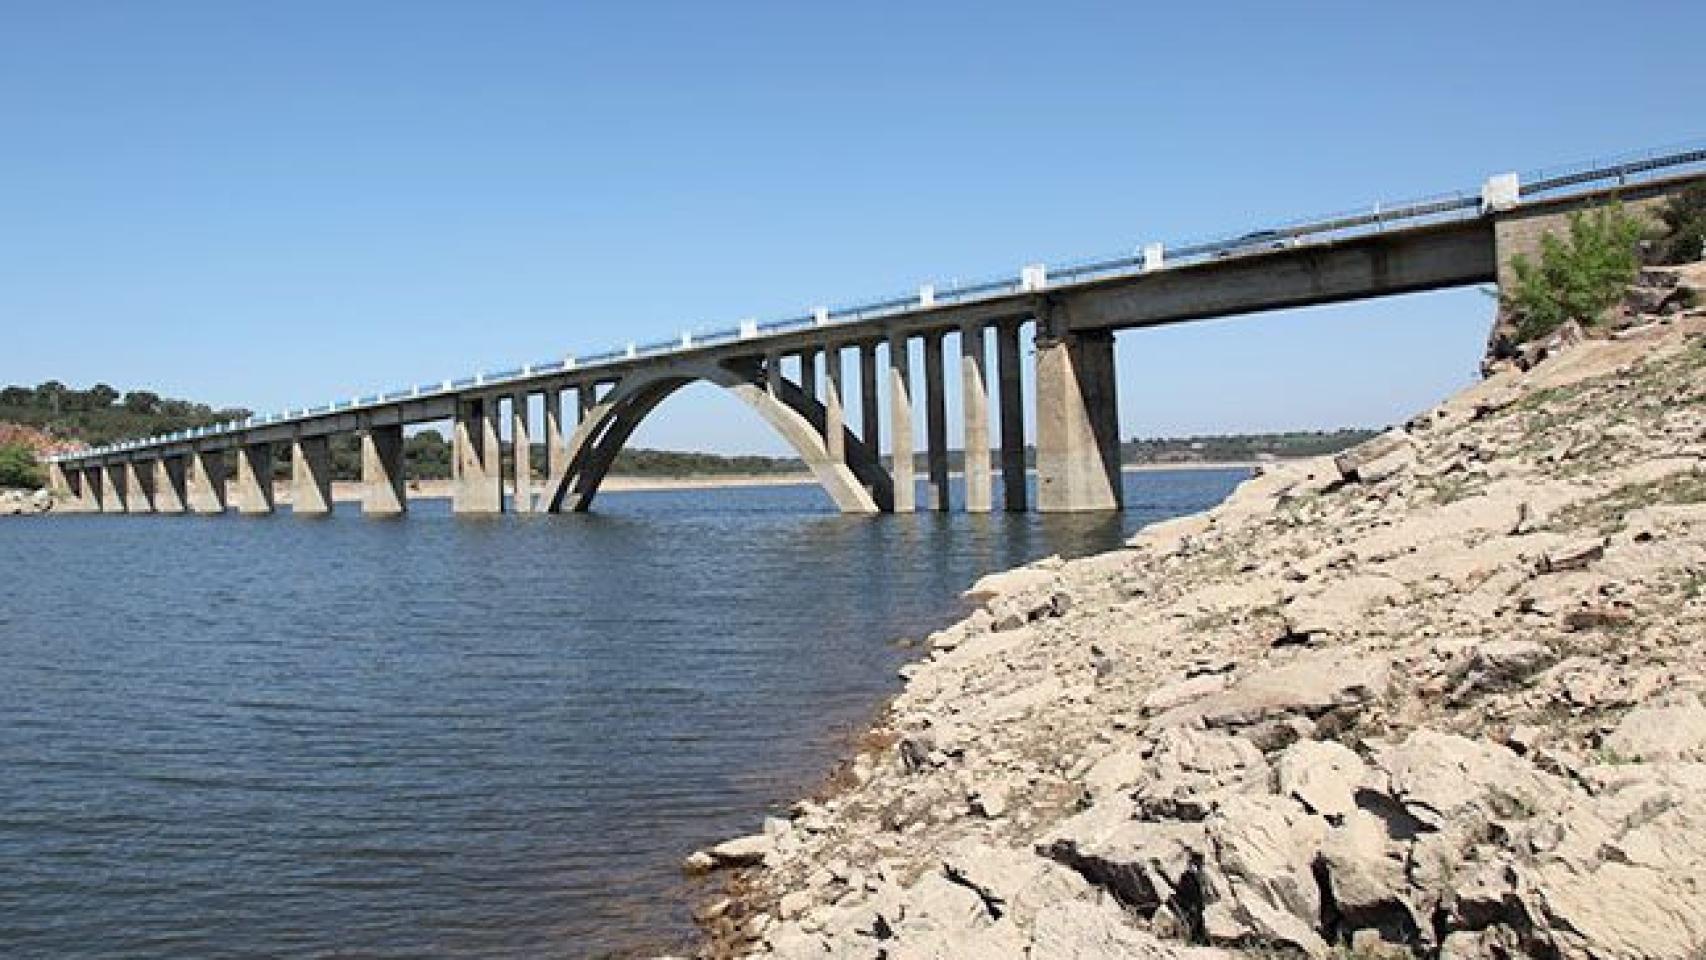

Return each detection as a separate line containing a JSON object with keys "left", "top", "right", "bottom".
{"left": 0, "top": 381, "right": 252, "bottom": 449}
{"left": 3, "top": 379, "right": 1378, "bottom": 482}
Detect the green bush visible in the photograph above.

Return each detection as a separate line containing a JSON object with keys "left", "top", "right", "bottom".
{"left": 0, "top": 443, "right": 44, "bottom": 489}
{"left": 1504, "top": 204, "right": 1643, "bottom": 343}
{"left": 1652, "top": 183, "right": 1706, "bottom": 265}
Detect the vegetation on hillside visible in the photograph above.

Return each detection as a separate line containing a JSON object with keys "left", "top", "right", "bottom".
{"left": 0, "top": 381, "right": 252, "bottom": 447}
{"left": 1503, "top": 204, "right": 1644, "bottom": 343}
{"left": 1122, "top": 428, "right": 1379, "bottom": 464}
{"left": 0, "top": 443, "right": 43, "bottom": 488}
{"left": 1653, "top": 183, "right": 1706, "bottom": 266}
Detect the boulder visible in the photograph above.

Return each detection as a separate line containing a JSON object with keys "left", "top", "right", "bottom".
{"left": 1275, "top": 739, "right": 1380, "bottom": 821}
{"left": 1153, "top": 652, "right": 1390, "bottom": 731}
{"left": 1601, "top": 695, "right": 1706, "bottom": 762}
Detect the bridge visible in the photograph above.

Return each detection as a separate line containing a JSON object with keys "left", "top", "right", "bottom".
{"left": 45, "top": 143, "right": 1706, "bottom": 517}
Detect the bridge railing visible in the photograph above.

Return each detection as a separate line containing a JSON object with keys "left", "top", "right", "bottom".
{"left": 56, "top": 139, "right": 1706, "bottom": 464}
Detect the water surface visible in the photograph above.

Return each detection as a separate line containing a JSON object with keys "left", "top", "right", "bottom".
{"left": 0, "top": 470, "right": 1245, "bottom": 958}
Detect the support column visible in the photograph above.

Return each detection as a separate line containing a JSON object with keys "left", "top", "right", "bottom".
{"left": 511, "top": 391, "right": 533, "bottom": 513}
{"left": 77, "top": 466, "right": 100, "bottom": 512}
{"left": 453, "top": 396, "right": 503, "bottom": 514}
{"left": 361, "top": 423, "right": 407, "bottom": 516}
{"left": 47, "top": 460, "right": 71, "bottom": 502}
{"left": 121, "top": 459, "right": 155, "bottom": 514}
{"left": 153, "top": 456, "right": 187, "bottom": 514}
{"left": 823, "top": 344, "right": 846, "bottom": 464}
{"left": 997, "top": 321, "right": 1027, "bottom": 512}
{"left": 578, "top": 383, "right": 598, "bottom": 422}
{"left": 960, "top": 323, "right": 992, "bottom": 513}
{"left": 798, "top": 348, "right": 818, "bottom": 403}
{"left": 923, "top": 332, "right": 950, "bottom": 512}
{"left": 186, "top": 448, "right": 228, "bottom": 514}
{"left": 888, "top": 335, "right": 916, "bottom": 513}
{"left": 859, "top": 342, "right": 880, "bottom": 450}
{"left": 99, "top": 464, "right": 121, "bottom": 513}
{"left": 1035, "top": 329, "right": 1123, "bottom": 512}
{"left": 235, "top": 442, "right": 275, "bottom": 515}
{"left": 290, "top": 434, "right": 334, "bottom": 516}
{"left": 765, "top": 354, "right": 782, "bottom": 398}
{"left": 544, "top": 388, "right": 568, "bottom": 484}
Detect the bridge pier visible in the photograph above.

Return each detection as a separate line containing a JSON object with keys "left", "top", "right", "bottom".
{"left": 153, "top": 456, "right": 188, "bottom": 514}
{"left": 235, "top": 443, "right": 275, "bottom": 515}
{"left": 360, "top": 423, "right": 407, "bottom": 516}
{"left": 1035, "top": 329, "right": 1122, "bottom": 513}
{"left": 453, "top": 396, "right": 503, "bottom": 514}
{"left": 511, "top": 391, "right": 534, "bottom": 513}
{"left": 996, "top": 321, "right": 1027, "bottom": 512}
{"left": 859, "top": 342, "right": 880, "bottom": 452}
{"left": 798, "top": 348, "right": 818, "bottom": 403}
{"left": 290, "top": 434, "right": 334, "bottom": 516}
{"left": 923, "top": 332, "right": 950, "bottom": 511}
{"left": 187, "top": 448, "right": 228, "bottom": 514}
{"left": 544, "top": 389, "right": 568, "bottom": 485}
{"left": 98, "top": 464, "right": 121, "bottom": 513}
{"left": 960, "top": 323, "right": 993, "bottom": 513}
{"left": 824, "top": 345, "right": 846, "bottom": 465}
{"left": 888, "top": 335, "right": 916, "bottom": 512}
{"left": 121, "top": 459, "right": 155, "bottom": 513}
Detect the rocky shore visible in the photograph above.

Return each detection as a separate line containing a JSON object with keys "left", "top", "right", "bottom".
{"left": 1, "top": 487, "right": 54, "bottom": 516}
{"left": 687, "top": 265, "right": 1706, "bottom": 959}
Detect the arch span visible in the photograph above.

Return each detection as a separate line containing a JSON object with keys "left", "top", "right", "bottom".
{"left": 540, "top": 358, "right": 893, "bottom": 514}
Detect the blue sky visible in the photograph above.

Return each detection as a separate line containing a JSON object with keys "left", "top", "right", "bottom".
{"left": 2, "top": 2, "right": 1702, "bottom": 453}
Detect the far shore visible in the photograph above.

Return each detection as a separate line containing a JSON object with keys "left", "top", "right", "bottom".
{"left": 282, "top": 461, "right": 1263, "bottom": 503}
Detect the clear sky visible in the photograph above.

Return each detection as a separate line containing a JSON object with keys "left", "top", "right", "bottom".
{"left": 2, "top": 2, "right": 1702, "bottom": 454}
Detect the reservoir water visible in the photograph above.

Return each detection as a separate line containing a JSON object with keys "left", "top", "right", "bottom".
{"left": 0, "top": 469, "right": 1245, "bottom": 958}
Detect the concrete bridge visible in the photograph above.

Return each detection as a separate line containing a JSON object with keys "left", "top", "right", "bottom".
{"left": 46, "top": 145, "right": 1706, "bottom": 517}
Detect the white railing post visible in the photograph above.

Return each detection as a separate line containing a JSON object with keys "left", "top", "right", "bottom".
{"left": 813, "top": 306, "right": 829, "bottom": 326}
{"left": 739, "top": 319, "right": 758, "bottom": 340}
{"left": 1481, "top": 173, "right": 1520, "bottom": 214}
{"left": 918, "top": 285, "right": 935, "bottom": 308}
{"left": 1141, "top": 243, "right": 1164, "bottom": 272}
{"left": 1020, "top": 263, "right": 1047, "bottom": 292}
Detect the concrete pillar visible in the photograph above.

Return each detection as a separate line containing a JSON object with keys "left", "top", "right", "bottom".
{"left": 798, "top": 348, "right": 818, "bottom": 403}
{"left": 153, "top": 457, "right": 188, "bottom": 514}
{"left": 186, "top": 448, "right": 228, "bottom": 514}
{"left": 923, "top": 332, "right": 951, "bottom": 511}
{"left": 77, "top": 466, "right": 100, "bottom": 512}
{"left": 823, "top": 344, "right": 846, "bottom": 464}
{"left": 361, "top": 423, "right": 407, "bottom": 516}
{"left": 290, "top": 434, "right": 334, "bottom": 516}
{"left": 997, "top": 321, "right": 1027, "bottom": 512}
{"left": 510, "top": 391, "right": 534, "bottom": 513}
{"left": 960, "top": 323, "right": 992, "bottom": 513}
{"left": 235, "top": 442, "right": 275, "bottom": 515}
{"left": 1035, "top": 329, "right": 1122, "bottom": 512}
{"left": 46, "top": 460, "right": 71, "bottom": 500}
{"left": 98, "top": 464, "right": 121, "bottom": 513}
{"left": 544, "top": 388, "right": 569, "bottom": 483}
{"left": 453, "top": 396, "right": 503, "bottom": 514}
{"left": 859, "top": 342, "right": 881, "bottom": 449}
{"left": 765, "top": 354, "right": 782, "bottom": 398}
{"left": 121, "top": 459, "right": 155, "bottom": 513}
{"left": 578, "top": 383, "right": 598, "bottom": 422}
{"left": 888, "top": 335, "right": 916, "bottom": 513}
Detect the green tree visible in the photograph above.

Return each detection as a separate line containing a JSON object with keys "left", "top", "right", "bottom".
{"left": 1652, "top": 183, "right": 1706, "bottom": 265}
{"left": 123, "top": 390, "right": 162, "bottom": 414}
{"left": 0, "top": 443, "right": 43, "bottom": 489}
{"left": 1504, "top": 204, "right": 1643, "bottom": 343}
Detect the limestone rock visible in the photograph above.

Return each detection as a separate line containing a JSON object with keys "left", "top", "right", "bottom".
{"left": 1601, "top": 695, "right": 1706, "bottom": 762}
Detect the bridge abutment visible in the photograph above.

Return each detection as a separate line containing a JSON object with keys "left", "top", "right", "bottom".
{"left": 1034, "top": 328, "right": 1122, "bottom": 513}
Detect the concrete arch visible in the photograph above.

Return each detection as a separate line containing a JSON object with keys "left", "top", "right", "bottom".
{"left": 541, "top": 358, "right": 893, "bottom": 514}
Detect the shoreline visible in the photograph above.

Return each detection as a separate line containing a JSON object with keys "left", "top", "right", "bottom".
{"left": 689, "top": 273, "right": 1706, "bottom": 957}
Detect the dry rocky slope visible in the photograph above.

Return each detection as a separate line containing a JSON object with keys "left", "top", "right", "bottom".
{"left": 689, "top": 265, "right": 1706, "bottom": 960}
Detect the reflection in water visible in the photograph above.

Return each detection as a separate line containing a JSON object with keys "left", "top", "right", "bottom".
{"left": 0, "top": 470, "right": 1245, "bottom": 958}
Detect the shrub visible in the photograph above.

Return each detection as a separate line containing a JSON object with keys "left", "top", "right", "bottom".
{"left": 1652, "top": 183, "right": 1706, "bottom": 265}
{"left": 1504, "top": 204, "right": 1643, "bottom": 343}
{"left": 0, "top": 442, "right": 44, "bottom": 489}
